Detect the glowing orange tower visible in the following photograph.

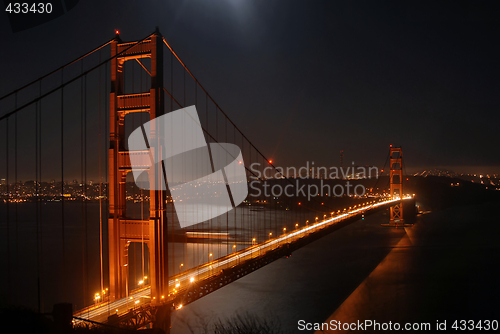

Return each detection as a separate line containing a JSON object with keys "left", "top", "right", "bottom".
{"left": 388, "top": 146, "right": 404, "bottom": 225}
{"left": 108, "top": 29, "right": 168, "bottom": 305}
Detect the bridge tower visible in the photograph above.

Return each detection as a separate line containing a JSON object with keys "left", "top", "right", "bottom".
{"left": 108, "top": 30, "right": 168, "bottom": 310}
{"left": 388, "top": 146, "right": 404, "bottom": 225}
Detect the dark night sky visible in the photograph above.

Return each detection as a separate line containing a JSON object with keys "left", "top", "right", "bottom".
{"left": 1, "top": 0, "right": 499, "bottom": 175}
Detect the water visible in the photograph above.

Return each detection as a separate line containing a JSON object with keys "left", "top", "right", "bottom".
{"left": 0, "top": 201, "right": 104, "bottom": 312}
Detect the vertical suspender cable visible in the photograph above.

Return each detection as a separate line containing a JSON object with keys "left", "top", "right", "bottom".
{"left": 225, "top": 115, "right": 229, "bottom": 254}
{"left": 215, "top": 104, "right": 221, "bottom": 257}
{"left": 98, "top": 48, "right": 104, "bottom": 299}
{"left": 38, "top": 81, "right": 44, "bottom": 312}
{"left": 192, "top": 76, "right": 196, "bottom": 268}
{"left": 80, "top": 61, "right": 87, "bottom": 311}
{"left": 233, "top": 119, "right": 236, "bottom": 251}
{"left": 35, "top": 96, "right": 41, "bottom": 313}
{"left": 140, "top": 56, "right": 145, "bottom": 283}
{"left": 84, "top": 71, "right": 89, "bottom": 310}
{"left": 241, "top": 132, "right": 243, "bottom": 252}
{"left": 14, "top": 108, "right": 19, "bottom": 302}
{"left": 206, "top": 94, "right": 210, "bottom": 266}
{"left": 61, "top": 69, "right": 66, "bottom": 301}
{"left": 6, "top": 112, "right": 10, "bottom": 301}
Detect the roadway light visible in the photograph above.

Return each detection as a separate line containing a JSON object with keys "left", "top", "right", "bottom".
{"left": 94, "top": 293, "right": 101, "bottom": 305}
{"left": 190, "top": 277, "right": 195, "bottom": 283}
{"left": 138, "top": 280, "right": 144, "bottom": 285}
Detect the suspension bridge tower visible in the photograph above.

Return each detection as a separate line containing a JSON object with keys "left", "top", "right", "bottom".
{"left": 108, "top": 28, "right": 169, "bottom": 316}
{"left": 388, "top": 146, "right": 404, "bottom": 226}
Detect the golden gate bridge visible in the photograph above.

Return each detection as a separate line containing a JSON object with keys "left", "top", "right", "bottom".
{"left": 0, "top": 28, "right": 413, "bottom": 332}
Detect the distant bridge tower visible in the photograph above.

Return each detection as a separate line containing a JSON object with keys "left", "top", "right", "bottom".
{"left": 388, "top": 146, "right": 404, "bottom": 225}
{"left": 108, "top": 29, "right": 168, "bottom": 309}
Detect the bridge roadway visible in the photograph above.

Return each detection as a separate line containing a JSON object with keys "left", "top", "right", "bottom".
{"left": 73, "top": 196, "right": 412, "bottom": 326}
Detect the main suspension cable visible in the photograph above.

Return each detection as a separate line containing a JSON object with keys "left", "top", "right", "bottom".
{"left": 0, "top": 39, "right": 113, "bottom": 102}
